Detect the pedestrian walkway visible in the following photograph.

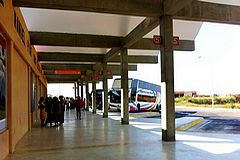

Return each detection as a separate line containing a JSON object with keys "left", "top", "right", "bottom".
{"left": 4, "top": 110, "right": 240, "bottom": 160}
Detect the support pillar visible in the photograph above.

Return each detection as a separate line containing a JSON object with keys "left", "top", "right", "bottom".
{"left": 92, "top": 70, "right": 97, "bottom": 114}
{"left": 103, "top": 62, "right": 108, "bottom": 118}
{"left": 74, "top": 82, "right": 77, "bottom": 98}
{"left": 120, "top": 48, "right": 129, "bottom": 124}
{"left": 80, "top": 80, "right": 84, "bottom": 98}
{"left": 160, "top": 16, "right": 175, "bottom": 141}
{"left": 77, "top": 82, "right": 80, "bottom": 97}
{"left": 85, "top": 81, "right": 89, "bottom": 111}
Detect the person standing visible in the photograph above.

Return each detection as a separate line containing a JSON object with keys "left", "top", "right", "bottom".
{"left": 52, "top": 96, "right": 60, "bottom": 126}
{"left": 76, "top": 97, "right": 84, "bottom": 120}
{"left": 65, "top": 97, "right": 70, "bottom": 111}
{"left": 59, "top": 95, "right": 65, "bottom": 125}
{"left": 38, "top": 96, "right": 46, "bottom": 127}
{"left": 75, "top": 97, "right": 80, "bottom": 120}
{"left": 45, "top": 97, "right": 53, "bottom": 126}
{"left": 79, "top": 97, "right": 84, "bottom": 119}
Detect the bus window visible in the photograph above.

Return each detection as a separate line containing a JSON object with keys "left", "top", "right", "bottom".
{"left": 130, "top": 90, "right": 136, "bottom": 102}
{"left": 137, "top": 94, "right": 156, "bottom": 102}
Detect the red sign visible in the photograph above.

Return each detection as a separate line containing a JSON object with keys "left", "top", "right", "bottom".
{"left": 153, "top": 35, "right": 180, "bottom": 45}
{"left": 153, "top": 35, "right": 162, "bottom": 45}
{"left": 107, "top": 70, "right": 112, "bottom": 77}
{"left": 88, "top": 75, "right": 93, "bottom": 81}
{"left": 54, "top": 70, "right": 81, "bottom": 74}
{"left": 173, "top": 36, "right": 180, "bottom": 45}
{"left": 87, "top": 70, "right": 113, "bottom": 81}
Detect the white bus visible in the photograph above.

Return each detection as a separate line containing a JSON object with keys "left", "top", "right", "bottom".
{"left": 109, "top": 78, "right": 161, "bottom": 112}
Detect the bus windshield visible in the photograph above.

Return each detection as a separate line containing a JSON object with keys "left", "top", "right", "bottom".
{"left": 112, "top": 79, "right": 132, "bottom": 89}
{"left": 109, "top": 90, "right": 121, "bottom": 103}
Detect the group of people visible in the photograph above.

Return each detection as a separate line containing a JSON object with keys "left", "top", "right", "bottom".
{"left": 38, "top": 96, "right": 85, "bottom": 127}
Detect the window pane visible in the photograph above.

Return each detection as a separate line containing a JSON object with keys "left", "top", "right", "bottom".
{"left": 0, "top": 34, "right": 7, "bottom": 132}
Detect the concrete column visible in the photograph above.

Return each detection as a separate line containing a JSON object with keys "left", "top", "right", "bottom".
{"left": 92, "top": 70, "right": 97, "bottom": 114}
{"left": 120, "top": 48, "right": 129, "bottom": 124}
{"left": 74, "top": 82, "right": 77, "bottom": 98}
{"left": 85, "top": 81, "right": 89, "bottom": 111}
{"left": 103, "top": 62, "right": 108, "bottom": 118}
{"left": 80, "top": 80, "right": 84, "bottom": 98}
{"left": 77, "top": 82, "right": 80, "bottom": 97}
{"left": 160, "top": 16, "right": 175, "bottom": 141}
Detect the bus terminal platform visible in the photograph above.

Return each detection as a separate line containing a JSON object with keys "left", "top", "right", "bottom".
{"left": 4, "top": 110, "right": 240, "bottom": 160}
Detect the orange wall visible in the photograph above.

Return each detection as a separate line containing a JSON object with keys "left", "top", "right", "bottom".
{"left": 10, "top": 48, "right": 29, "bottom": 151}
{"left": 0, "top": 1, "right": 47, "bottom": 159}
{"left": 0, "top": 130, "right": 9, "bottom": 160}
{"left": 0, "top": 0, "right": 14, "bottom": 37}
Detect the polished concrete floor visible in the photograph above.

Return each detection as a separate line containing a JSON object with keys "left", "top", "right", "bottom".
{"left": 4, "top": 110, "right": 240, "bottom": 160}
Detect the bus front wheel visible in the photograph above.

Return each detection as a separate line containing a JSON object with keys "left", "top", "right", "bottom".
{"left": 137, "top": 104, "right": 141, "bottom": 112}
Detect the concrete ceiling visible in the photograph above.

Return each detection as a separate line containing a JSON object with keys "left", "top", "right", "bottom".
{"left": 200, "top": 0, "right": 240, "bottom": 6}
{"left": 21, "top": 8, "right": 201, "bottom": 55}
{"left": 13, "top": 0, "right": 240, "bottom": 83}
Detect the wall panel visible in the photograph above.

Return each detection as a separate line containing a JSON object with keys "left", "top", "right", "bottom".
{"left": 0, "top": 130, "right": 9, "bottom": 160}
{"left": 10, "top": 48, "right": 29, "bottom": 151}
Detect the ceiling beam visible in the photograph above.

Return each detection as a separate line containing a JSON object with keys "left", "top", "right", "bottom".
{"left": 38, "top": 53, "right": 103, "bottom": 62}
{"left": 38, "top": 52, "right": 159, "bottom": 64}
{"left": 102, "top": 47, "right": 120, "bottom": 63}
{"left": 45, "top": 67, "right": 137, "bottom": 83}
{"left": 13, "top": 0, "right": 163, "bottom": 17}
{"left": 41, "top": 64, "right": 93, "bottom": 70}
{"left": 31, "top": 32, "right": 195, "bottom": 51}
{"left": 44, "top": 69, "right": 133, "bottom": 77}
{"left": 176, "top": 1, "right": 240, "bottom": 25}
{"left": 112, "top": 55, "right": 158, "bottom": 64}
{"left": 122, "top": 17, "right": 159, "bottom": 48}
{"left": 41, "top": 63, "right": 137, "bottom": 71}
{"left": 46, "top": 77, "right": 114, "bottom": 83}
{"left": 46, "top": 75, "right": 82, "bottom": 83}
{"left": 44, "top": 70, "right": 85, "bottom": 75}
{"left": 108, "top": 65, "right": 137, "bottom": 71}
{"left": 30, "top": 32, "right": 122, "bottom": 48}
{"left": 46, "top": 75, "right": 80, "bottom": 80}
{"left": 131, "top": 39, "right": 195, "bottom": 51}
{"left": 44, "top": 65, "right": 137, "bottom": 83}
{"left": 164, "top": 0, "right": 193, "bottom": 15}
{"left": 47, "top": 80, "right": 76, "bottom": 83}
{"left": 104, "top": 17, "right": 159, "bottom": 62}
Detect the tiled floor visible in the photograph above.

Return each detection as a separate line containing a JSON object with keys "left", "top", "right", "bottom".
{"left": 4, "top": 110, "right": 240, "bottom": 160}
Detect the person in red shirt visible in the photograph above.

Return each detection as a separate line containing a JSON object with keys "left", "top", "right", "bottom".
{"left": 76, "top": 97, "right": 84, "bottom": 120}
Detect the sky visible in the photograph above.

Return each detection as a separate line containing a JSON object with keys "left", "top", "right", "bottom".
{"left": 48, "top": 22, "right": 240, "bottom": 97}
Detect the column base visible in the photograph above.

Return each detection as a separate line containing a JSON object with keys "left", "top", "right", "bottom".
{"left": 92, "top": 110, "right": 96, "bottom": 114}
{"left": 103, "top": 113, "right": 108, "bottom": 118}
{"left": 162, "top": 129, "right": 175, "bottom": 141}
{"left": 121, "top": 118, "right": 129, "bottom": 125}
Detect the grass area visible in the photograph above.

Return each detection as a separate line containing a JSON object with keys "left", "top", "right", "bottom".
{"left": 175, "top": 95, "right": 240, "bottom": 109}
{"left": 176, "top": 101, "right": 240, "bottom": 109}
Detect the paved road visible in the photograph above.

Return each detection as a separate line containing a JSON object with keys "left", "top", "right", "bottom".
{"left": 143, "top": 106, "right": 240, "bottom": 134}
{"left": 146, "top": 111, "right": 197, "bottom": 119}
{"left": 101, "top": 106, "right": 240, "bottom": 133}
{"left": 176, "top": 106, "right": 240, "bottom": 119}
{"left": 188, "top": 118, "right": 240, "bottom": 134}
{"left": 176, "top": 106, "right": 240, "bottom": 133}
